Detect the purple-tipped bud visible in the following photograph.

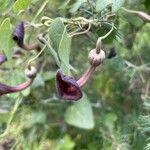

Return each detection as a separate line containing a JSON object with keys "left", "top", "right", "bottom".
{"left": 0, "top": 54, "right": 7, "bottom": 65}
{"left": 12, "top": 22, "right": 25, "bottom": 46}
{"left": 56, "top": 70, "right": 82, "bottom": 101}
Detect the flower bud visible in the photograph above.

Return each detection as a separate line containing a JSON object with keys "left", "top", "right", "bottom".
{"left": 88, "top": 49, "right": 105, "bottom": 66}
{"left": 25, "top": 66, "right": 37, "bottom": 79}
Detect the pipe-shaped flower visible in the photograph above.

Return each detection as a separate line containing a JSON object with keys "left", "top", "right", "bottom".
{"left": 56, "top": 70, "right": 82, "bottom": 100}
{"left": 12, "top": 22, "right": 40, "bottom": 51}
{"left": 0, "top": 54, "right": 7, "bottom": 65}
{"left": 12, "top": 21, "right": 24, "bottom": 47}
{"left": 56, "top": 49, "right": 106, "bottom": 101}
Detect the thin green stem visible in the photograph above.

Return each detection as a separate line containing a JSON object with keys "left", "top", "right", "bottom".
{"left": 96, "top": 24, "right": 114, "bottom": 53}
{"left": 0, "top": 97, "right": 22, "bottom": 139}
{"left": 27, "top": 45, "right": 46, "bottom": 69}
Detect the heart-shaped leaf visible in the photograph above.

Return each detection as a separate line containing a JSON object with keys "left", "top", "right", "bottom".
{"left": 65, "top": 93, "right": 94, "bottom": 129}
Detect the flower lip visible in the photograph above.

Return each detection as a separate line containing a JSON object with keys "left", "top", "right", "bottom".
{"left": 56, "top": 70, "right": 82, "bottom": 101}
{"left": 12, "top": 21, "right": 24, "bottom": 46}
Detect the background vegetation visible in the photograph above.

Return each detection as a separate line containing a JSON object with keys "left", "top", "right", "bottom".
{"left": 0, "top": 0, "right": 150, "bottom": 149}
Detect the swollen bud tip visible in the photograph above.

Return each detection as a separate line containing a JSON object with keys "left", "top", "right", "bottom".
{"left": 88, "top": 49, "right": 105, "bottom": 67}
{"left": 25, "top": 66, "right": 37, "bottom": 79}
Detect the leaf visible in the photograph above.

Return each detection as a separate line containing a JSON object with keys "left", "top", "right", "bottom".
{"left": 27, "top": 111, "right": 46, "bottom": 128}
{"left": 70, "top": 0, "right": 86, "bottom": 13}
{"left": 13, "top": 0, "right": 31, "bottom": 12}
{"left": 0, "top": 18, "right": 12, "bottom": 59}
{"left": 48, "top": 18, "right": 75, "bottom": 74}
{"left": 112, "top": 0, "right": 124, "bottom": 12}
{"left": 96, "top": 0, "right": 113, "bottom": 12}
{"left": 58, "top": 28, "right": 71, "bottom": 74}
{"left": 48, "top": 18, "right": 65, "bottom": 51}
{"left": 96, "top": 0, "right": 124, "bottom": 12}
{"left": 0, "top": 110, "right": 10, "bottom": 123}
{"left": 65, "top": 94, "right": 94, "bottom": 129}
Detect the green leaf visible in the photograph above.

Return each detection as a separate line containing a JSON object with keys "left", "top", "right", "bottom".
{"left": 48, "top": 18, "right": 75, "bottom": 74}
{"left": 58, "top": 28, "right": 71, "bottom": 74}
{"left": 0, "top": 110, "right": 10, "bottom": 123}
{"left": 13, "top": 0, "right": 31, "bottom": 12}
{"left": 112, "top": 0, "right": 124, "bottom": 12}
{"left": 70, "top": 0, "right": 86, "bottom": 13}
{"left": 27, "top": 111, "right": 46, "bottom": 128}
{"left": 48, "top": 18, "right": 65, "bottom": 51}
{"left": 96, "top": 0, "right": 124, "bottom": 12}
{"left": 0, "top": 18, "right": 12, "bottom": 59}
{"left": 65, "top": 94, "right": 94, "bottom": 129}
{"left": 96, "top": 0, "right": 113, "bottom": 12}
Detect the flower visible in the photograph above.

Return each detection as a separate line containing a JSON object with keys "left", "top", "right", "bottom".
{"left": 12, "top": 22, "right": 41, "bottom": 51}
{"left": 56, "top": 49, "right": 106, "bottom": 101}
{"left": 56, "top": 70, "right": 82, "bottom": 100}
{"left": 0, "top": 54, "right": 7, "bottom": 65}
{"left": 12, "top": 21, "right": 25, "bottom": 47}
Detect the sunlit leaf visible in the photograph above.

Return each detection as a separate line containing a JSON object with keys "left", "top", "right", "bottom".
{"left": 13, "top": 0, "right": 31, "bottom": 12}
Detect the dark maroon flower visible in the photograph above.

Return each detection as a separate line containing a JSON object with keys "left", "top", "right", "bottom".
{"left": 56, "top": 49, "right": 106, "bottom": 101}
{"left": 12, "top": 21, "right": 24, "bottom": 47}
{"left": 56, "top": 70, "right": 82, "bottom": 100}
{"left": 0, "top": 54, "right": 7, "bottom": 65}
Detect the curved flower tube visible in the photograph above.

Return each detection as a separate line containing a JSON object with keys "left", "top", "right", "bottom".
{"left": 0, "top": 65, "right": 37, "bottom": 96}
{"left": 0, "top": 79, "right": 33, "bottom": 96}
{"left": 12, "top": 22, "right": 40, "bottom": 51}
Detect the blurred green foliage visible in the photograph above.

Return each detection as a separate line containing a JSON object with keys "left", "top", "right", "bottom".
{"left": 0, "top": 0, "right": 150, "bottom": 149}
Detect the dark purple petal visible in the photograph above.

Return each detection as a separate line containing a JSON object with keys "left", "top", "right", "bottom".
{"left": 12, "top": 22, "right": 24, "bottom": 46}
{"left": 0, "top": 54, "right": 7, "bottom": 65}
{"left": 56, "top": 70, "right": 82, "bottom": 100}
